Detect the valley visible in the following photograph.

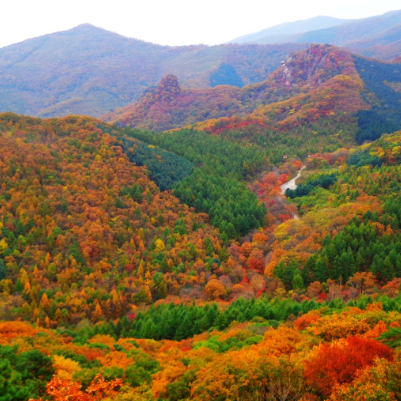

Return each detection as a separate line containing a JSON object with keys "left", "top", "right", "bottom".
{"left": 1, "top": 8, "right": 401, "bottom": 400}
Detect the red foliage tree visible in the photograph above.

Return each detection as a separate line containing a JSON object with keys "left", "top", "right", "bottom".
{"left": 304, "top": 336, "right": 394, "bottom": 397}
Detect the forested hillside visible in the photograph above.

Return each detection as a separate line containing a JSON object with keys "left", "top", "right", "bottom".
{"left": 4, "top": 19, "right": 401, "bottom": 401}
{"left": 105, "top": 45, "right": 374, "bottom": 135}
{"left": 353, "top": 56, "right": 401, "bottom": 143}
{"left": 0, "top": 113, "right": 275, "bottom": 329}
{"left": 0, "top": 24, "right": 305, "bottom": 118}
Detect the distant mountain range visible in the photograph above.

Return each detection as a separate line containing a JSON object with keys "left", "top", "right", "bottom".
{"left": 230, "top": 10, "right": 401, "bottom": 60}
{"left": 229, "top": 16, "right": 351, "bottom": 45}
{"left": 0, "top": 24, "right": 305, "bottom": 118}
{"left": 0, "top": 9, "right": 400, "bottom": 121}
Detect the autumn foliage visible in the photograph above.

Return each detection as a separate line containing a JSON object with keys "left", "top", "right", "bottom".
{"left": 30, "top": 374, "right": 122, "bottom": 401}
{"left": 304, "top": 336, "right": 394, "bottom": 396}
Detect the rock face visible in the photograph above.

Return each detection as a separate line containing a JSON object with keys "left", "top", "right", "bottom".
{"left": 277, "top": 44, "right": 353, "bottom": 88}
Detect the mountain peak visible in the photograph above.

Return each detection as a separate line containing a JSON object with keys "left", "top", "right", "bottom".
{"left": 274, "top": 44, "right": 353, "bottom": 88}
{"left": 132, "top": 74, "right": 182, "bottom": 110}
{"left": 67, "top": 23, "right": 119, "bottom": 36}
{"left": 154, "top": 75, "right": 182, "bottom": 100}
{"left": 72, "top": 23, "right": 98, "bottom": 29}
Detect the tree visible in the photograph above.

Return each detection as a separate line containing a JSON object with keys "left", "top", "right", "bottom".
{"left": 204, "top": 279, "right": 226, "bottom": 300}
{"left": 304, "top": 336, "right": 394, "bottom": 397}
{"left": 16, "top": 350, "right": 54, "bottom": 397}
{"left": 293, "top": 274, "right": 304, "bottom": 290}
{"left": 34, "top": 374, "right": 122, "bottom": 401}
{"left": 0, "top": 260, "right": 6, "bottom": 281}
{"left": 0, "top": 359, "right": 29, "bottom": 401}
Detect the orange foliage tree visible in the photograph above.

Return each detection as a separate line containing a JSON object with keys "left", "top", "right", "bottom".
{"left": 304, "top": 336, "right": 394, "bottom": 397}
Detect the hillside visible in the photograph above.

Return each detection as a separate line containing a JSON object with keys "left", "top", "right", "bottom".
{"left": 4, "top": 121, "right": 401, "bottom": 400}
{"left": 0, "top": 113, "right": 276, "bottom": 326}
{"left": 111, "top": 44, "right": 401, "bottom": 153}
{"left": 105, "top": 45, "right": 370, "bottom": 133}
{"left": 231, "top": 10, "right": 401, "bottom": 61}
{"left": 0, "top": 24, "right": 306, "bottom": 118}
{"left": 102, "top": 74, "right": 244, "bottom": 131}
{"left": 106, "top": 43, "right": 401, "bottom": 147}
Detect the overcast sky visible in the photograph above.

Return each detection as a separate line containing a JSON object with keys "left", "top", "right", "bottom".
{"left": 0, "top": 0, "right": 400, "bottom": 48}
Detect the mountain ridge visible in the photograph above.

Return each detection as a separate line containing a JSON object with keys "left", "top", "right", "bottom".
{"left": 103, "top": 45, "right": 368, "bottom": 132}
{"left": 231, "top": 9, "right": 401, "bottom": 60}
{"left": 0, "top": 24, "right": 306, "bottom": 118}
{"left": 229, "top": 16, "right": 351, "bottom": 45}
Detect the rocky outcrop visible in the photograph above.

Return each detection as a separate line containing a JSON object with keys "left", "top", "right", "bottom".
{"left": 277, "top": 44, "right": 355, "bottom": 88}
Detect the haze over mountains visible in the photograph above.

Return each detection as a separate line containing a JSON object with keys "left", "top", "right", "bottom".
{"left": 0, "top": 8, "right": 400, "bottom": 120}
{"left": 231, "top": 10, "right": 401, "bottom": 60}
{"left": 0, "top": 24, "right": 305, "bottom": 118}
{"left": 229, "top": 16, "right": 351, "bottom": 44}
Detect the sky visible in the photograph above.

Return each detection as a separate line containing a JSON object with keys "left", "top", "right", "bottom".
{"left": 0, "top": 0, "right": 400, "bottom": 48}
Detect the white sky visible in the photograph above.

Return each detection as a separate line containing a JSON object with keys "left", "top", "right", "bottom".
{"left": 0, "top": 0, "right": 400, "bottom": 48}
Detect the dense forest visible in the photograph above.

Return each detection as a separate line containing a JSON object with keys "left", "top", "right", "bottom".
{"left": 3, "top": 29, "right": 401, "bottom": 400}
{"left": 122, "top": 127, "right": 267, "bottom": 239}
{"left": 3, "top": 112, "right": 401, "bottom": 400}
{"left": 3, "top": 298, "right": 401, "bottom": 400}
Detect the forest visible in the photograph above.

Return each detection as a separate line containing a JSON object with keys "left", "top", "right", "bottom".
{"left": 3, "top": 110, "right": 401, "bottom": 400}
{"left": 3, "top": 39, "right": 401, "bottom": 401}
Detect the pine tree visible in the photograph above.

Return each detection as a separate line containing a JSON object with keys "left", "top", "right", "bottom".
{"left": 293, "top": 274, "right": 304, "bottom": 290}
{"left": 0, "top": 359, "right": 29, "bottom": 401}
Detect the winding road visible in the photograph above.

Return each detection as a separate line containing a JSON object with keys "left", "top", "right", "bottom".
{"left": 280, "top": 166, "right": 306, "bottom": 193}
{"left": 279, "top": 166, "right": 306, "bottom": 220}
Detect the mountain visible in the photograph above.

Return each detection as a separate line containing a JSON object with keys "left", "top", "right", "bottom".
{"left": 230, "top": 10, "right": 401, "bottom": 60}
{"left": 0, "top": 24, "right": 306, "bottom": 118}
{"left": 102, "top": 74, "right": 244, "bottom": 131}
{"left": 107, "top": 44, "right": 401, "bottom": 150}
{"left": 298, "top": 9, "right": 401, "bottom": 60}
{"left": 103, "top": 45, "right": 367, "bottom": 132}
{"left": 230, "top": 16, "right": 350, "bottom": 45}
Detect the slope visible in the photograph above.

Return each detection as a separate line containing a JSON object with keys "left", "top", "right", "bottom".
{"left": 0, "top": 24, "right": 306, "bottom": 118}
{"left": 112, "top": 44, "right": 401, "bottom": 158}
{"left": 0, "top": 113, "right": 228, "bottom": 324}
{"left": 105, "top": 44, "right": 367, "bottom": 134}
{"left": 0, "top": 113, "right": 273, "bottom": 325}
